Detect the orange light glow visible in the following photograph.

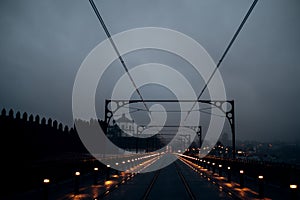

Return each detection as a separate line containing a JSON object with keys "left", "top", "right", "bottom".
{"left": 224, "top": 183, "right": 233, "bottom": 188}
{"left": 240, "top": 170, "right": 244, "bottom": 174}
{"left": 258, "top": 175, "right": 263, "bottom": 179}
{"left": 94, "top": 167, "right": 98, "bottom": 171}
{"left": 75, "top": 171, "right": 80, "bottom": 176}
{"left": 105, "top": 180, "right": 117, "bottom": 187}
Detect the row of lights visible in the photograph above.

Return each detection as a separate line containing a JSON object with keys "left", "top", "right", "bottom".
{"left": 110, "top": 153, "right": 161, "bottom": 167}
{"left": 43, "top": 153, "right": 162, "bottom": 198}
{"left": 186, "top": 156, "right": 298, "bottom": 199}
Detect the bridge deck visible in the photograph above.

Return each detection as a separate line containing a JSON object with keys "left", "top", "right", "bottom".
{"left": 3, "top": 154, "right": 296, "bottom": 200}
{"left": 103, "top": 160, "right": 233, "bottom": 200}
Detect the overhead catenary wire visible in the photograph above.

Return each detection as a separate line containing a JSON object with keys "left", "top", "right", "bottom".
{"left": 184, "top": 0, "right": 259, "bottom": 121}
{"left": 88, "top": 0, "right": 150, "bottom": 113}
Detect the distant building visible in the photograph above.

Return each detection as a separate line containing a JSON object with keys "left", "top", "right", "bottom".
{"left": 114, "top": 113, "right": 136, "bottom": 137}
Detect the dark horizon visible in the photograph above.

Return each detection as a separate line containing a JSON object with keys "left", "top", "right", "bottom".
{"left": 2, "top": 106, "right": 300, "bottom": 145}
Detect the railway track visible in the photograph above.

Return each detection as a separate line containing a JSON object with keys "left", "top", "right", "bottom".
{"left": 101, "top": 154, "right": 234, "bottom": 200}
{"left": 141, "top": 169, "right": 161, "bottom": 200}
{"left": 140, "top": 161, "right": 201, "bottom": 200}
{"left": 174, "top": 162, "right": 197, "bottom": 200}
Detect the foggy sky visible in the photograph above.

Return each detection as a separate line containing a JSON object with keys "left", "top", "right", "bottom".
{"left": 0, "top": 0, "right": 300, "bottom": 143}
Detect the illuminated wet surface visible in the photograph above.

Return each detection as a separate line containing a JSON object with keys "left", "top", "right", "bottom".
{"left": 103, "top": 160, "right": 233, "bottom": 200}
{"left": 3, "top": 156, "right": 293, "bottom": 200}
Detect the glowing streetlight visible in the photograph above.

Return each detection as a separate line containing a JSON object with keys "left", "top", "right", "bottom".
{"left": 93, "top": 168, "right": 99, "bottom": 185}
{"left": 258, "top": 175, "right": 264, "bottom": 198}
{"left": 74, "top": 171, "right": 80, "bottom": 194}
{"left": 227, "top": 167, "right": 231, "bottom": 182}
{"left": 43, "top": 179, "right": 50, "bottom": 200}
{"left": 290, "top": 184, "right": 297, "bottom": 189}
{"left": 218, "top": 165, "right": 222, "bottom": 176}
{"left": 106, "top": 165, "right": 111, "bottom": 180}
{"left": 43, "top": 179, "right": 50, "bottom": 184}
{"left": 239, "top": 170, "right": 244, "bottom": 188}
{"left": 212, "top": 163, "right": 216, "bottom": 173}
{"left": 289, "top": 184, "right": 298, "bottom": 200}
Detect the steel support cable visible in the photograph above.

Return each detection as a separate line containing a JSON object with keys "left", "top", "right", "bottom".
{"left": 88, "top": 0, "right": 150, "bottom": 113}
{"left": 184, "top": 0, "right": 259, "bottom": 121}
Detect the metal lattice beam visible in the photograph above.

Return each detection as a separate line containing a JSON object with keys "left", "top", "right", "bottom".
{"left": 104, "top": 99, "right": 235, "bottom": 158}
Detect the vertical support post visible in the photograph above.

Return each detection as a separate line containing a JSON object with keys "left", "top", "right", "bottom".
{"left": 290, "top": 184, "right": 298, "bottom": 200}
{"left": 106, "top": 165, "right": 111, "bottom": 181}
{"left": 197, "top": 126, "right": 202, "bottom": 151}
{"left": 199, "top": 126, "right": 202, "bottom": 148}
{"left": 43, "top": 179, "right": 50, "bottom": 200}
{"left": 218, "top": 165, "right": 222, "bottom": 176}
{"left": 227, "top": 167, "right": 231, "bottom": 182}
{"left": 258, "top": 175, "right": 264, "bottom": 198}
{"left": 239, "top": 170, "right": 244, "bottom": 188}
{"left": 105, "top": 100, "right": 109, "bottom": 125}
{"left": 231, "top": 101, "right": 236, "bottom": 159}
{"left": 93, "top": 167, "right": 98, "bottom": 185}
{"left": 74, "top": 171, "right": 80, "bottom": 195}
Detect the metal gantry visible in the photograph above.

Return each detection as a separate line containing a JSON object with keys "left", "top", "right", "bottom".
{"left": 104, "top": 99, "right": 236, "bottom": 158}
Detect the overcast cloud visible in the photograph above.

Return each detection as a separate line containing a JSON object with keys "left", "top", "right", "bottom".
{"left": 0, "top": 0, "right": 299, "bottom": 143}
